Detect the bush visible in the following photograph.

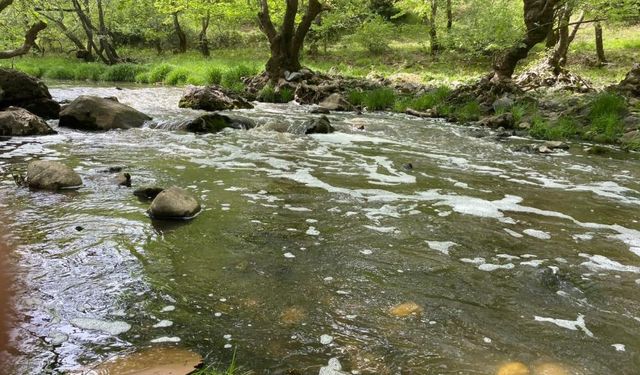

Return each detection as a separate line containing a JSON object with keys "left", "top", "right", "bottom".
{"left": 353, "top": 16, "right": 394, "bottom": 54}
{"left": 73, "top": 64, "right": 104, "bottom": 81}
{"left": 529, "top": 116, "right": 578, "bottom": 140}
{"left": 406, "top": 86, "right": 451, "bottom": 111}
{"left": 587, "top": 92, "right": 627, "bottom": 143}
{"left": 206, "top": 67, "right": 223, "bottom": 85}
{"left": 148, "top": 63, "right": 174, "bottom": 83}
{"left": 220, "top": 65, "right": 257, "bottom": 91}
{"left": 45, "top": 66, "right": 76, "bottom": 80}
{"left": 100, "top": 63, "right": 143, "bottom": 82}
{"left": 454, "top": 100, "right": 481, "bottom": 122}
{"left": 135, "top": 71, "right": 150, "bottom": 84}
{"left": 363, "top": 88, "right": 396, "bottom": 110}
{"left": 164, "top": 68, "right": 191, "bottom": 85}
{"left": 347, "top": 90, "right": 366, "bottom": 106}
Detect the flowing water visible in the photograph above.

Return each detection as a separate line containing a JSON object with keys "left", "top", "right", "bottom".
{"left": 1, "top": 84, "right": 640, "bottom": 374}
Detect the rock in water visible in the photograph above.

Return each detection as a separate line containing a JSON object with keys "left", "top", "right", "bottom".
{"left": 134, "top": 187, "right": 164, "bottom": 201}
{"left": 389, "top": 302, "right": 423, "bottom": 317}
{"left": 533, "top": 363, "right": 569, "bottom": 375}
{"left": 288, "top": 115, "right": 334, "bottom": 135}
{"left": 0, "top": 107, "right": 56, "bottom": 136}
{"left": 59, "top": 95, "right": 151, "bottom": 131}
{"left": 0, "top": 68, "right": 60, "bottom": 119}
{"left": 319, "top": 93, "right": 353, "bottom": 111}
{"left": 496, "top": 362, "right": 530, "bottom": 375}
{"left": 178, "top": 85, "right": 253, "bottom": 111}
{"left": 91, "top": 347, "right": 202, "bottom": 375}
{"left": 172, "top": 113, "right": 256, "bottom": 133}
{"left": 319, "top": 358, "right": 349, "bottom": 375}
{"left": 148, "top": 187, "right": 201, "bottom": 220}
{"left": 26, "top": 160, "right": 82, "bottom": 190}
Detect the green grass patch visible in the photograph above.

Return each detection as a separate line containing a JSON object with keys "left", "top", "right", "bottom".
{"left": 206, "top": 67, "right": 224, "bottom": 85}
{"left": 361, "top": 88, "right": 396, "bottom": 110}
{"left": 100, "top": 63, "right": 144, "bottom": 82}
{"left": 164, "top": 68, "right": 191, "bottom": 85}
{"left": 148, "top": 63, "right": 174, "bottom": 83}
{"left": 44, "top": 66, "right": 76, "bottom": 80}
{"left": 73, "top": 63, "right": 104, "bottom": 81}
{"left": 446, "top": 100, "right": 482, "bottom": 122}
{"left": 395, "top": 86, "right": 452, "bottom": 112}
{"left": 257, "top": 84, "right": 294, "bottom": 103}
{"left": 529, "top": 116, "right": 579, "bottom": 140}
{"left": 586, "top": 92, "right": 627, "bottom": 143}
{"left": 220, "top": 64, "right": 259, "bottom": 91}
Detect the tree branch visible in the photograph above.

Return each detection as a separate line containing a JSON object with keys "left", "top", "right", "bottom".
{"left": 257, "top": 0, "right": 277, "bottom": 42}
{"left": 292, "top": 0, "right": 325, "bottom": 52}
{"left": 0, "top": 21, "right": 47, "bottom": 59}
{"left": 0, "top": 0, "right": 13, "bottom": 14}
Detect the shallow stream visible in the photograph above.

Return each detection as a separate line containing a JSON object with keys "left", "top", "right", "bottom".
{"left": 1, "top": 84, "right": 639, "bottom": 374}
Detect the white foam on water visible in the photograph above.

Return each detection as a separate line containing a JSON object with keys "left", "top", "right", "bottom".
{"left": 478, "top": 263, "right": 514, "bottom": 272}
{"left": 534, "top": 314, "right": 594, "bottom": 337}
{"left": 497, "top": 254, "right": 520, "bottom": 260}
{"left": 521, "top": 260, "right": 546, "bottom": 267}
{"left": 523, "top": 229, "right": 551, "bottom": 240}
{"left": 306, "top": 226, "right": 320, "bottom": 236}
{"left": 284, "top": 252, "right": 296, "bottom": 258}
{"left": 483, "top": 337, "right": 492, "bottom": 343}
{"left": 504, "top": 228, "right": 523, "bottom": 238}
{"left": 284, "top": 205, "right": 312, "bottom": 212}
{"left": 364, "top": 225, "right": 397, "bottom": 233}
{"left": 461, "top": 257, "right": 486, "bottom": 265}
{"left": 360, "top": 249, "right": 373, "bottom": 255}
{"left": 612, "top": 344, "right": 626, "bottom": 352}
{"left": 150, "top": 336, "right": 181, "bottom": 343}
{"left": 573, "top": 233, "right": 594, "bottom": 241}
{"left": 152, "top": 320, "right": 173, "bottom": 328}
{"left": 426, "top": 241, "right": 457, "bottom": 255}
{"left": 161, "top": 305, "right": 175, "bottom": 312}
{"left": 579, "top": 254, "right": 640, "bottom": 273}
{"left": 70, "top": 318, "right": 131, "bottom": 335}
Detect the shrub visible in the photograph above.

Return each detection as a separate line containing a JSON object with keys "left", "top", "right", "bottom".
{"left": 407, "top": 86, "right": 451, "bottom": 111}
{"left": 220, "top": 65, "right": 257, "bottom": 90}
{"left": 589, "top": 92, "right": 627, "bottom": 120}
{"left": 586, "top": 92, "right": 627, "bottom": 143}
{"left": 45, "top": 66, "right": 76, "bottom": 80}
{"left": 454, "top": 100, "right": 481, "bottom": 122}
{"left": 206, "top": 67, "right": 223, "bottom": 85}
{"left": 347, "top": 90, "right": 365, "bottom": 106}
{"left": 100, "top": 63, "right": 143, "bottom": 82}
{"left": 363, "top": 88, "right": 396, "bottom": 110}
{"left": 148, "top": 63, "right": 174, "bottom": 83}
{"left": 164, "top": 68, "right": 191, "bottom": 85}
{"left": 73, "top": 64, "right": 104, "bottom": 81}
{"left": 353, "top": 16, "right": 394, "bottom": 54}
{"left": 529, "top": 116, "right": 578, "bottom": 140}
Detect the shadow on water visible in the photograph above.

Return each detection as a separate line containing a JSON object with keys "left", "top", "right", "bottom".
{"left": 1, "top": 84, "right": 639, "bottom": 374}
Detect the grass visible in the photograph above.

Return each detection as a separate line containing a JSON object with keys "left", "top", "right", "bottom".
{"left": 586, "top": 92, "right": 627, "bottom": 143}
{"left": 257, "top": 84, "right": 294, "bottom": 103}
{"left": 190, "top": 348, "right": 245, "bottom": 375}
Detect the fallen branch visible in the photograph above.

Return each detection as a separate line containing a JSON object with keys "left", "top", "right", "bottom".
{"left": 0, "top": 21, "right": 47, "bottom": 59}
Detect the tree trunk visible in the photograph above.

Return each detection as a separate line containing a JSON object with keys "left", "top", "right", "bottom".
{"left": 199, "top": 11, "right": 211, "bottom": 57}
{"left": 429, "top": 0, "right": 439, "bottom": 54}
{"left": 493, "top": 0, "right": 559, "bottom": 81}
{"left": 96, "top": 0, "right": 119, "bottom": 64}
{"left": 548, "top": 7, "right": 584, "bottom": 73}
{"left": 257, "top": 0, "right": 325, "bottom": 81}
{"left": 173, "top": 12, "right": 187, "bottom": 53}
{"left": 595, "top": 21, "right": 606, "bottom": 64}
{"left": 446, "top": 0, "right": 452, "bottom": 30}
{"left": 72, "top": 0, "right": 111, "bottom": 64}
{"left": 0, "top": 21, "right": 47, "bottom": 59}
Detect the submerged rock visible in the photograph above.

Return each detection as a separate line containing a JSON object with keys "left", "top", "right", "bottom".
{"left": 0, "top": 68, "right": 60, "bottom": 119}
{"left": 115, "top": 172, "right": 131, "bottom": 187}
{"left": 134, "top": 187, "right": 165, "bottom": 201}
{"left": 91, "top": 347, "right": 202, "bottom": 375}
{"left": 496, "top": 362, "right": 530, "bottom": 375}
{"left": 59, "top": 95, "right": 151, "bottom": 131}
{"left": 26, "top": 160, "right": 82, "bottom": 190}
{"left": 532, "top": 363, "right": 569, "bottom": 375}
{"left": 0, "top": 107, "right": 56, "bottom": 136}
{"left": 319, "top": 93, "right": 353, "bottom": 111}
{"left": 148, "top": 186, "right": 201, "bottom": 220}
{"left": 389, "top": 301, "right": 423, "bottom": 317}
{"left": 178, "top": 85, "right": 253, "bottom": 111}
{"left": 319, "top": 358, "right": 349, "bottom": 375}
{"left": 480, "top": 113, "right": 515, "bottom": 129}
{"left": 171, "top": 113, "right": 256, "bottom": 133}
{"left": 287, "top": 115, "right": 334, "bottom": 135}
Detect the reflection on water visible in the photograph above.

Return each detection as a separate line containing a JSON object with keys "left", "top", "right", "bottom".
{"left": 1, "top": 84, "right": 639, "bottom": 374}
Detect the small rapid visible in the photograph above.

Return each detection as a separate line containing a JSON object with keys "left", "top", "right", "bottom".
{"left": 1, "top": 83, "right": 639, "bottom": 374}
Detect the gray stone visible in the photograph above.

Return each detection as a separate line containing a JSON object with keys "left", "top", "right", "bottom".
{"left": 171, "top": 113, "right": 256, "bottom": 133}
{"left": 27, "top": 160, "right": 82, "bottom": 190}
{"left": 134, "top": 187, "right": 164, "bottom": 201}
{"left": 0, "top": 107, "right": 56, "bottom": 136}
{"left": 149, "top": 186, "right": 201, "bottom": 220}
{"left": 492, "top": 96, "right": 514, "bottom": 112}
{"left": 479, "top": 113, "right": 515, "bottom": 129}
{"left": 296, "top": 115, "right": 334, "bottom": 134}
{"left": 59, "top": 96, "right": 151, "bottom": 131}
{"left": 0, "top": 68, "right": 60, "bottom": 119}
{"left": 319, "top": 358, "right": 348, "bottom": 375}
{"left": 319, "top": 93, "right": 353, "bottom": 111}
{"left": 179, "top": 85, "right": 253, "bottom": 111}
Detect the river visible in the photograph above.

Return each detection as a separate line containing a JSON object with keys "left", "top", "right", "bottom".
{"left": 1, "top": 84, "right": 639, "bottom": 374}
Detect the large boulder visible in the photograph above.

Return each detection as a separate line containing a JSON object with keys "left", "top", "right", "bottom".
{"left": 0, "top": 68, "right": 60, "bottom": 119}
{"left": 168, "top": 113, "right": 256, "bottom": 133}
{"left": 295, "top": 115, "right": 334, "bottom": 135}
{"left": 0, "top": 107, "right": 56, "bottom": 136}
{"left": 616, "top": 64, "right": 640, "bottom": 97}
{"left": 59, "top": 95, "right": 151, "bottom": 131}
{"left": 26, "top": 160, "right": 82, "bottom": 190}
{"left": 148, "top": 187, "right": 201, "bottom": 220}
{"left": 319, "top": 93, "right": 353, "bottom": 111}
{"left": 178, "top": 85, "right": 253, "bottom": 111}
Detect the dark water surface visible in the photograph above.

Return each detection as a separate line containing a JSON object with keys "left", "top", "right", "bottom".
{"left": 1, "top": 84, "right": 639, "bottom": 374}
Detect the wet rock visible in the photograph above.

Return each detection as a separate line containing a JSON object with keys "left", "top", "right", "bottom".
{"left": 623, "top": 115, "right": 639, "bottom": 131}
{"left": 532, "top": 363, "right": 569, "bottom": 375}
{"left": 293, "top": 115, "right": 334, "bottom": 135}
{"left": 493, "top": 96, "right": 515, "bottom": 112}
{"left": 496, "top": 362, "right": 530, "bottom": 375}
{"left": 172, "top": 113, "right": 256, "bottom": 133}
{"left": 92, "top": 347, "right": 202, "bottom": 375}
{"left": 543, "top": 141, "right": 569, "bottom": 150}
{"left": 480, "top": 113, "right": 515, "bottom": 129}
{"left": 405, "top": 108, "right": 434, "bottom": 118}
{"left": 59, "top": 95, "right": 151, "bottom": 131}
{"left": 258, "top": 119, "right": 291, "bottom": 133}
{"left": 584, "top": 145, "right": 610, "bottom": 155}
{"left": 389, "top": 301, "right": 423, "bottom": 317}
{"left": 26, "top": 160, "right": 82, "bottom": 190}
{"left": 0, "top": 107, "right": 56, "bottom": 136}
{"left": 518, "top": 122, "right": 531, "bottom": 130}
{"left": 0, "top": 68, "right": 60, "bottom": 119}
{"left": 310, "top": 107, "right": 331, "bottom": 114}
{"left": 616, "top": 63, "right": 640, "bottom": 97}
{"left": 280, "top": 306, "right": 306, "bottom": 325}
{"left": 319, "top": 93, "right": 353, "bottom": 111}
{"left": 402, "top": 163, "right": 413, "bottom": 171}
{"left": 148, "top": 186, "right": 201, "bottom": 220}
{"left": 319, "top": 358, "right": 349, "bottom": 375}
{"left": 178, "top": 85, "right": 253, "bottom": 111}
{"left": 115, "top": 172, "right": 131, "bottom": 187}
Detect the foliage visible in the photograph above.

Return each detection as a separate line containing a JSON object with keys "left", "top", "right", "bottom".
{"left": 352, "top": 16, "right": 394, "bottom": 53}
{"left": 149, "top": 63, "right": 175, "bottom": 83}
{"left": 586, "top": 92, "right": 627, "bottom": 143}
{"left": 529, "top": 116, "right": 579, "bottom": 140}
{"left": 101, "top": 63, "right": 144, "bottom": 82}
{"left": 363, "top": 88, "right": 396, "bottom": 110}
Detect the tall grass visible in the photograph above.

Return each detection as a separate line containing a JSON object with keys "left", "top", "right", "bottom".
{"left": 587, "top": 92, "right": 627, "bottom": 143}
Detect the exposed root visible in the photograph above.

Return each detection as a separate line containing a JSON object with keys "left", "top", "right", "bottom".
{"left": 515, "top": 62, "right": 594, "bottom": 93}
